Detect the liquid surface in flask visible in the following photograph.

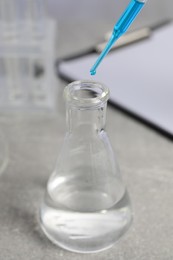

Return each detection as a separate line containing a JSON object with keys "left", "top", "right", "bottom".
{"left": 40, "top": 80, "right": 133, "bottom": 253}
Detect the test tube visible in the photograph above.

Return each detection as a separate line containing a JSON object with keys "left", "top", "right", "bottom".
{"left": 0, "top": 0, "right": 3, "bottom": 40}
{"left": 15, "top": 0, "right": 25, "bottom": 39}
{"left": 26, "top": 0, "right": 47, "bottom": 105}
{"left": 0, "top": 0, "right": 8, "bottom": 39}
{"left": 3, "top": 0, "right": 17, "bottom": 39}
{"left": 30, "top": 0, "right": 47, "bottom": 38}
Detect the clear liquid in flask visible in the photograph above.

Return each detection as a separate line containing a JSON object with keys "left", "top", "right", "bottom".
{"left": 40, "top": 174, "right": 132, "bottom": 253}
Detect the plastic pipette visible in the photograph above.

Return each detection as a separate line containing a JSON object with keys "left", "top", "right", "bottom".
{"left": 90, "top": 0, "right": 148, "bottom": 75}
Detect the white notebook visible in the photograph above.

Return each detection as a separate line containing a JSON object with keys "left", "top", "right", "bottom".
{"left": 59, "top": 23, "right": 173, "bottom": 136}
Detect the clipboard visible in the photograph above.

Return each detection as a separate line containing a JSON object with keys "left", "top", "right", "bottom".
{"left": 57, "top": 21, "right": 173, "bottom": 139}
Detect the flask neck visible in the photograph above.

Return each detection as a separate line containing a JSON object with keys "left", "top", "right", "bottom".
{"left": 66, "top": 104, "right": 107, "bottom": 134}
{"left": 64, "top": 80, "right": 109, "bottom": 135}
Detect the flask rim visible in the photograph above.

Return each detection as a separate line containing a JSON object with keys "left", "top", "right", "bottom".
{"left": 64, "top": 80, "right": 110, "bottom": 108}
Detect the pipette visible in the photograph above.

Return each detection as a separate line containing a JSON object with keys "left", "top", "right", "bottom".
{"left": 90, "top": 0, "right": 148, "bottom": 75}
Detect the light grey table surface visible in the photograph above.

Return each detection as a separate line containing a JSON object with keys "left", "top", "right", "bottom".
{"left": 0, "top": 1, "right": 173, "bottom": 259}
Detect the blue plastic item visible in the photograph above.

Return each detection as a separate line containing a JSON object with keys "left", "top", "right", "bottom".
{"left": 90, "top": 0, "right": 147, "bottom": 75}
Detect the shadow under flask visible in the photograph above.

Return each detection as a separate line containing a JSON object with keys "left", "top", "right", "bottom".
{"left": 40, "top": 80, "right": 133, "bottom": 253}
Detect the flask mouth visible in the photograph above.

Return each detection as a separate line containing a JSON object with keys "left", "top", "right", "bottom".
{"left": 64, "top": 80, "right": 110, "bottom": 108}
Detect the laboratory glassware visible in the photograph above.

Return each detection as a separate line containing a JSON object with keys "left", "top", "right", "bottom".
{"left": 0, "top": 0, "right": 56, "bottom": 111}
{"left": 39, "top": 80, "right": 133, "bottom": 253}
{"left": 90, "top": 0, "right": 148, "bottom": 75}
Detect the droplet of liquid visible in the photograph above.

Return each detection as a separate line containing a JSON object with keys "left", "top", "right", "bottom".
{"left": 90, "top": 69, "right": 96, "bottom": 76}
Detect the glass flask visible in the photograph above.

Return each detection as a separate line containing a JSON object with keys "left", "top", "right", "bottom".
{"left": 39, "top": 80, "right": 133, "bottom": 253}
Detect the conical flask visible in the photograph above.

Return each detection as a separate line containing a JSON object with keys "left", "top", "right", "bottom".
{"left": 39, "top": 80, "right": 133, "bottom": 253}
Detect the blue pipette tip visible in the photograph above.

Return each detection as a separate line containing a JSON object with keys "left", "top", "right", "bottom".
{"left": 90, "top": 69, "right": 96, "bottom": 76}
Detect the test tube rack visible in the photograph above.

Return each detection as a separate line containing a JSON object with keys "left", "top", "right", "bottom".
{"left": 0, "top": 0, "right": 57, "bottom": 111}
